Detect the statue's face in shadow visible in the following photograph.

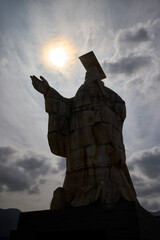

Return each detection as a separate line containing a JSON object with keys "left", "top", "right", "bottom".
{"left": 84, "top": 65, "right": 101, "bottom": 84}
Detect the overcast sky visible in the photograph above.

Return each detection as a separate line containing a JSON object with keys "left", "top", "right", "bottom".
{"left": 0, "top": 0, "right": 160, "bottom": 212}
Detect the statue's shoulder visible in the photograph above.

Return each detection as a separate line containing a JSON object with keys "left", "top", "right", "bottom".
{"left": 103, "top": 85, "right": 125, "bottom": 104}
{"left": 44, "top": 86, "right": 74, "bottom": 114}
{"left": 103, "top": 85, "right": 126, "bottom": 120}
{"left": 44, "top": 86, "right": 61, "bottom": 99}
{"left": 45, "top": 86, "right": 73, "bottom": 102}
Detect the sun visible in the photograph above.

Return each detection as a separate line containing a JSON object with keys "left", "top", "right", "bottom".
{"left": 41, "top": 37, "right": 78, "bottom": 75}
{"left": 49, "top": 48, "right": 68, "bottom": 67}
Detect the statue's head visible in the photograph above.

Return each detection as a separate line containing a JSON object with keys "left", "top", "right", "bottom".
{"left": 79, "top": 51, "right": 106, "bottom": 85}
{"left": 84, "top": 65, "right": 101, "bottom": 84}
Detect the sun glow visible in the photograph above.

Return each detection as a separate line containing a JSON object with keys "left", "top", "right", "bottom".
{"left": 49, "top": 48, "right": 68, "bottom": 67}
{"left": 41, "top": 37, "right": 77, "bottom": 72}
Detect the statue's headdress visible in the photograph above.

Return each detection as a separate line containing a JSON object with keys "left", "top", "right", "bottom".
{"left": 79, "top": 51, "right": 106, "bottom": 80}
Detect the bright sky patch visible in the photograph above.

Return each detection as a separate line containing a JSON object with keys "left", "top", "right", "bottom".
{"left": 49, "top": 48, "right": 68, "bottom": 67}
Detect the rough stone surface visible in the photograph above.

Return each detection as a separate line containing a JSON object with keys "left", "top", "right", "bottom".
{"left": 70, "top": 126, "right": 94, "bottom": 149}
{"left": 30, "top": 64, "right": 138, "bottom": 210}
{"left": 27, "top": 57, "right": 160, "bottom": 240}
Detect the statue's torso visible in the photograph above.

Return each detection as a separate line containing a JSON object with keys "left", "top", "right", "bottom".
{"left": 45, "top": 82, "right": 138, "bottom": 207}
{"left": 66, "top": 82, "right": 126, "bottom": 172}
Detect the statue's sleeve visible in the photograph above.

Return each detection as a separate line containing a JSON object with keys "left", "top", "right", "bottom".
{"left": 103, "top": 86, "right": 126, "bottom": 121}
{"left": 114, "top": 99, "right": 126, "bottom": 121}
{"left": 110, "top": 90, "right": 126, "bottom": 121}
{"left": 44, "top": 87, "right": 73, "bottom": 157}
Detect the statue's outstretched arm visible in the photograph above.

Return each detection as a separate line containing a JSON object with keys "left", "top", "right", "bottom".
{"left": 30, "top": 75, "right": 50, "bottom": 95}
{"left": 30, "top": 75, "right": 66, "bottom": 99}
{"left": 30, "top": 75, "right": 73, "bottom": 114}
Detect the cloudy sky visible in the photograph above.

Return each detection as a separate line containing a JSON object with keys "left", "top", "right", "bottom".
{"left": 0, "top": 0, "right": 160, "bottom": 212}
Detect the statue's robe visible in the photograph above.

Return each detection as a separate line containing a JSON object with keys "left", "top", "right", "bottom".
{"left": 44, "top": 81, "right": 138, "bottom": 208}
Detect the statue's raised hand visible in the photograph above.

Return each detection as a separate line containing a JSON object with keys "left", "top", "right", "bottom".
{"left": 30, "top": 75, "right": 50, "bottom": 95}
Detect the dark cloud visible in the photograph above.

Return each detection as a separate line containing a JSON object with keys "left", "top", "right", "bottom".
{"left": 0, "top": 164, "right": 30, "bottom": 192}
{"left": 103, "top": 55, "right": 151, "bottom": 75}
{"left": 57, "top": 157, "right": 66, "bottom": 171}
{"left": 127, "top": 77, "right": 144, "bottom": 88}
{"left": 120, "top": 28, "right": 150, "bottom": 43}
{"left": 148, "top": 74, "right": 160, "bottom": 94}
{"left": 16, "top": 156, "right": 51, "bottom": 177}
{"left": 129, "top": 147, "right": 160, "bottom": 210}
{"left": 0, "top": 146, "right": 59, "bottom": 194}
{"left": 125, "top": 77, "right": 145, "bottom": 96}
{"left": 141, "top": 199, "right": 160, "bottom": 212}
{"left": 131, "top": 174, "right": 145, "bottom": 187}
{"left": 28, "top": 185, "right": 40, "bottom": 194}
{"left": 138, "top": 183, "right": 160, "bottom": 198}
{"left": 132, "top": 174, "right": 160, "bottom": 199}
{"left": 0, "top": 146, "right": 17, "bottom": 162}
{"left": 154, "top": 74, "right": 160, "bottom": 84}
{"left": 130, "top": 147, "right": 160, "bottom": 178}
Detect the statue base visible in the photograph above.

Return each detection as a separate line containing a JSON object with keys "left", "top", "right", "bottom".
{"left": 12, "top": 201, "right": 160, "bottom": 240}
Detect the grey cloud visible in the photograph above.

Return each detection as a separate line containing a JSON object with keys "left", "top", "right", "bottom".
{"left": 0, "top": 164, "right": 30, "bottom": 192}
{"left": 131, "top": 174, "right": 145, "bottom": 187}
{"left": 126, "top": 78, "right": 144, "bottom": 87}
{"left": 0, "top": 146, "right": 17, "bottom": 162}
{"left": 137, "top": 157, "right": 160, "bottom": 179}
{"left": 39, "top": 179, "right": 47, "bottom": 184}
{"left": 132, "top": 174, "right": 160, "bottom": 199}
{"left": 120, "top": 28, "right": 150, "bottom": 43}
{"left": 128, "top": 147, "right": 160, "bottom": 210}
{"left": 137, "top": 183, "right": 160, "bottom": 198}
{"left": 149, "top": 74, "right": 160, "bottom": 93}
{"left": 125, "top": 77, "right": 145, "bottom": 95}
{"left": 130, "top": 147, "right": 160, "bottom": 178}
{"left": 154, "top": 74, "right": 160, "bottom": 84}
{"left": 16, "top": 156, "right": 51, "bottom": 177}
{"left": 0, "top": 146, "right": 58, "bottom": 194}
{"left": 86, "top": 32, "right": 96, "bottom": 49}
{"left": 103, "top": 55, "right": 151, "bottom": 75}
{"left": 28, "top": 185, "right": 40, "bottom": 195}
{"left": 57, "top": 157, "right": 66, "bottom": 171}
{"left": 141, "top": 199, "right": 160, "bottom": 212}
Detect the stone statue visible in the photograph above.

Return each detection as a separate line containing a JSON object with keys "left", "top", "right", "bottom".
{"left": 30, "top": 51, "right": 138, "bottom": 210}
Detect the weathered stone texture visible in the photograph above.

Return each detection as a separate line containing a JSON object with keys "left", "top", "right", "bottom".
{"left": 85, "top": 144, "right": 111, "bottom": 166}
{"left": 48, "top": 132, "right": 66, "bottom": 157}
{"left": 70, "top": 127, "right": 94, "bottom": 150}
{"left": 112, "top": 127, "right": 124, "bottom": 149}
{"left": 48, "top": 114, "right": 66, "bottom": 133}
{"left": 78, "top": 109, "right": 101, "bottom": 128}
{"left": 44, "top": 80, "right": 137, "bottom": 209}
{"left": 67, "top": 147, "right": 85, "bottom": 170}
{"left": 30, "top": 65, "right": 138, "bottom": 211}
{"left": 101, "top": 106, "right": 117, "bottom": 126}
{"left": 115, "top": 102, "right": 126, "bottom": 120}
{"left": 45, "top": 97, "right": 60, "bottom": 114}
{"left": 69, "top": 112, "right": 79, "bottom": 131}
{"left": 110, "top": 146, "right": 126, "bottom": 166}
{"left": 93, "top": 123, "right": 112, "bottom": 144}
